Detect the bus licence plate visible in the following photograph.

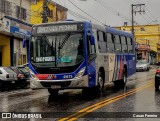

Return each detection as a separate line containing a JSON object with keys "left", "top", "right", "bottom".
{"left": 51, "top": 85, "right": 61, "bottom": 89}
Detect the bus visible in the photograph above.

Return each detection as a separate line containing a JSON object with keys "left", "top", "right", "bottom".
{"left": 27, "top": 21, "right": 136, "bottom": 95}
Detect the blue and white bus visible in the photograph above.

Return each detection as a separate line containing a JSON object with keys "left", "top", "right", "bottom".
{"left": 28, "top": 21, "right": 136, "bottom": 95}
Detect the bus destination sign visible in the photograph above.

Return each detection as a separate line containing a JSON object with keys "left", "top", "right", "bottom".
{"left": 37, "top": 24, "right": 80, "bottom": 34}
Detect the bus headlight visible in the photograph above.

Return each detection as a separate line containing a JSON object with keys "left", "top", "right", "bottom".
{"left": 75, "top": 67, "right": 86, "bottom": 79}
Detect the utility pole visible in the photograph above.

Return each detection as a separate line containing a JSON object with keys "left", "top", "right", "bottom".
{"left": 131, "top": 4, "right": 145, "bottom": 61}
{"left": 42, "top": 0, "right": 49, "bottom": 23}
{"left": 131, "top": 4, "right": 145, "bottom": 38}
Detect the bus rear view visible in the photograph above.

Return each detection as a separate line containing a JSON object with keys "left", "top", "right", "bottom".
{"left": 29, "top": 22, "right": 95, "bottom": 95}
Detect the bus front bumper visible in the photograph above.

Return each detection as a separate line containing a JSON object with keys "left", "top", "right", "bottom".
{"left": 30, "top": 75, "right": 88, "bottom": 89}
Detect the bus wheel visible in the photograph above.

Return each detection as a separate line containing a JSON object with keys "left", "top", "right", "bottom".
{"left": 48, "top": 88, "right": 59, "bottom": 96}
{"left": 114, "top": 69, "right": 127, "bottom": 90}
{"left": 97, "top": 71, "right": 104, "bottom": 92}
{"left": 120, "top": 69, "right": 127, "bottom": 89}
{"left": 113, "top": 81, "right": 120, "bottom": 90}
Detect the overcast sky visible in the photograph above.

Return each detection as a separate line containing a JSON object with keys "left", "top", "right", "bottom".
{"left": 52, "top": 0, "right": 160, "bottom": 27}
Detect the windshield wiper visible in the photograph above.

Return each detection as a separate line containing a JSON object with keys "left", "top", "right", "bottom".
{"left": 42, "top": 34, "right": 51, "bottom": 45}
{"left": 58, "top": 32, "right": 71, "bottom": 50}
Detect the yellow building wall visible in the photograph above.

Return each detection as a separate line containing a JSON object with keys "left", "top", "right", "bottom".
{"left": 30, "top": 0, "right": 56, "bottom": 24}
{"left": 116, "top": 24, "right": 160, "bottom": 62}
{"left": 0, "top": 34, "right": 10, "bottom": 66}
{"left": 116, "top": 25, "right": 160, "bottom": 52}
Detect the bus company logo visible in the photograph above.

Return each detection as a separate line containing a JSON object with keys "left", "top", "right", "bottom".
{"left": 47, "top": 75, "right": 56, "bottom": 80}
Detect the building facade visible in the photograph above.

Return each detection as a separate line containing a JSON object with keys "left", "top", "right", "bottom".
{"left": 30, "top": 0, "right": 68, "bottom": 24}
{"left": 116, "top": 24, "right": 160, "bottom": 64}
{"left": 0, "top": 0, "right": 31, "bottom": 66}
{"left": 136, "top": 43, "right": 150, "bottom": 61}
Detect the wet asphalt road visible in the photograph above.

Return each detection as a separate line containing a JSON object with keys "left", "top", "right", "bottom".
{"left": 0, "top": 68, "right": 160, "bottom": 121}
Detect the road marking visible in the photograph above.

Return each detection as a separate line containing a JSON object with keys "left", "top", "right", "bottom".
{"left": 58, "top": 82, "right": 154, "bottom": 121}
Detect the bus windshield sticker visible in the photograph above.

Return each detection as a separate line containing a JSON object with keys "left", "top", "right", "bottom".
{"left": 35, "top": 57, "right": 55, "bottom": 62}
{"left": 37, "top": 25, "right": 77, "bottom": 33}
{"left": 61, "top": 56, "right": 72, "bottom": 63}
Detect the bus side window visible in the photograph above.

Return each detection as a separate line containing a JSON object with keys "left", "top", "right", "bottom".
{"left": 106, "top": 33, "right": 114, "bottom": 52}
{"left": 114, "top": 35, "right": 122, "bottom": 53}
{"left": 97, "top": 31, "right": 107, "bottom": 53}
{"left": 127, "top": 37, "right": 133, "bottom": 53}
{"left": 87, "top": 35, "right": 96, "bottom": 54}
{"left": 121, "top": 36, "right": 128, "bottom": 53}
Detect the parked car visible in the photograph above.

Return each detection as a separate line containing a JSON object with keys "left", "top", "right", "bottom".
{"left": 10, "top": 66, "right": 30, "bottom": 88}
{"left": 136, "top": 60, "right": 150, "bottom": 71}
{"left": 155, "top": 67, "right": 160, "bottom": 91}
{"left": 0, "top": 67, "right": 18, "bottom": 89}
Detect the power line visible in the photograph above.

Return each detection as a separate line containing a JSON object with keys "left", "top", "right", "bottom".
{"left": 124, "top": 0, "right": 159, "bottom": 23}
{"left": 68, "top": 10, "right": 91, "bottom": 21}
{"left": 67, "top": 0, "right": 105, "bottom": 25}
{"left": 121, "top": 0, "right": 159, "bottom": 37}
{"left": 97, "top": 0, "right": 132, "bottom": 22}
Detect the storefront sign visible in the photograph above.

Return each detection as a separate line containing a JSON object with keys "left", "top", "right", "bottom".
{"left": 10, "top": 21, "right": 31, "bottom": 36}
{"left": 1, "top": 16, "right": 31, "bottom": 37}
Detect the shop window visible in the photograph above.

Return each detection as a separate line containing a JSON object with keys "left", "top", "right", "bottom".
{"left": 140, "top": 28, "right": 145, "bottom": 31}
{"left": 137, "top": 53, "right": 142, "bottom": 60}
{"left": 144, "top": 52, "right": 146, "bottom": 56}
{"left": 23, "top": 55, "right": 27, "bottom": 64}
{"left": 0, "top": 0, "right": 11, "bottom": 15}
{"left": 16, "top": 6, "right": 27, "bottom": 20}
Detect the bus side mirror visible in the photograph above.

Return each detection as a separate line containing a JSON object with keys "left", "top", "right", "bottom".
{"left": 23, "top": 37, "right": 26, "bottom": 48}
{"left": 22, "top": 37, "right": 27, "bottom": 48}
{"left": 87, "top": 31, "right": 95, "bottom": 45}
{"left": 90, "top": 36, "right": 95, "bottom": 45}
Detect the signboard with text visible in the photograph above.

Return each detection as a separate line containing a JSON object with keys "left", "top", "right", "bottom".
{"left": 1, "top": 16, "right": 32, "bottom": 38}
{"left": 32, "top": 23, "right": 84, "bottom": 35}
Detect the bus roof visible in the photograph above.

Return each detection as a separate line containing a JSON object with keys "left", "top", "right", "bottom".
{"left": 32, "top": 21, "right": 84, "bottom": 27}
{"left": 106, "top": 27, "right": 133, "bottom": 38}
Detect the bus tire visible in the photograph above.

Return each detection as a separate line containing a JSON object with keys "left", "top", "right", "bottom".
{"left": 120, "top": 68, "right": 127, "bottom": 89}
{"left": 48, "top": 88, "right": 59, "bottom": 96}
{"left": 97, "top": 71, "right": 105, "bottom": 92}
{"left": 82, "top": 88, "right": 92, "bottom": 95}
{"left": 114, "top": 68, "right": 127, "bottom": 90}
{"left": 113, "top": 81, "right": 120, "bottom": 90}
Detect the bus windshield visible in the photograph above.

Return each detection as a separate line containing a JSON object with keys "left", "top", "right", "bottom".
{"left": 30, "top": 33, "right": 84, "bottom": 68}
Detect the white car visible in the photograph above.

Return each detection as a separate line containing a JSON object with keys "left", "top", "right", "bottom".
{"left": 0, "top": 67, "right": 18, "bottom": 88}
{"left": 136, "top": 60, "right": 150, "bottom": 71}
